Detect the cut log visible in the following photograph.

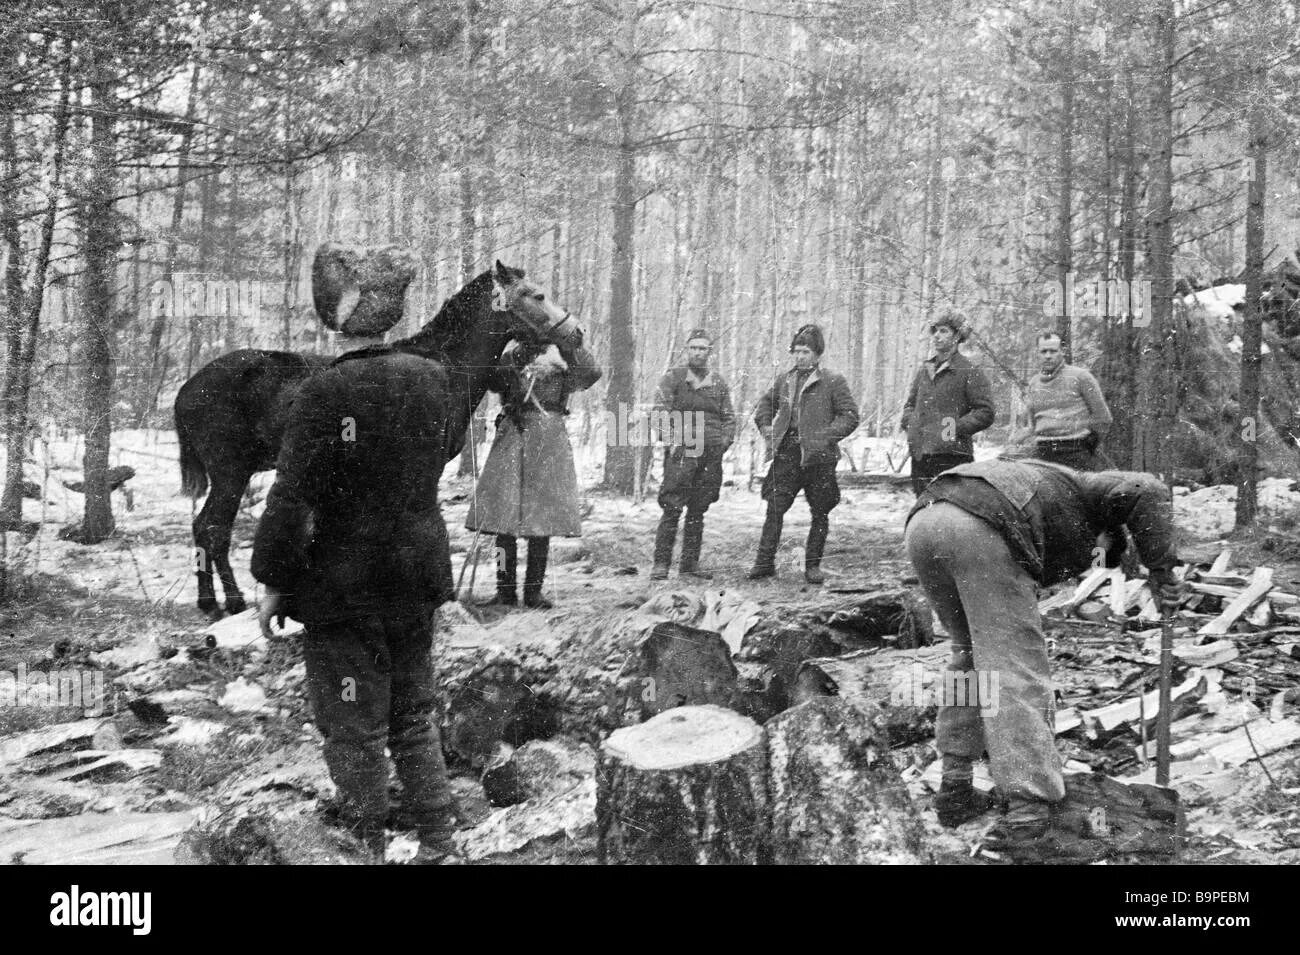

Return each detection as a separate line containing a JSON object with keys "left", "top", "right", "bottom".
{"left": 1075, "top": 599, "right": 1110, "bottom": 622}
{"left": 739, "top": 591, "right": 933, "bottom": 661}
{"left": 1208, "top": 548, "right": 1232, "bottom": 576}
{"left": 635, "top": 622, "right": 738, "bottom": 720}
{"left": 791, "top": 644, "right": 950, "bottom": 746}
{"left": 990, "top": 772, "right": 1184, "bottom": 864}
{"left": 1199, "top": 567, "right": 1273, "bottom": 635}
{"left": 766, "top": 698, "right": 928, "bottom": 864}
{"left": 596, "top": 705, "right": 767, "bottom": 864}
{"left": 311, "top": 242, "right": 416, "bottom": 336}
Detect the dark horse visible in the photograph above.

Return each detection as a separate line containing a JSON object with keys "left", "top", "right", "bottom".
{"left": 174, "top": 261, "right": 576, "bottom": 615}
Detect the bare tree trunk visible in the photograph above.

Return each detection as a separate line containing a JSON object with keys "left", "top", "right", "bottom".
{"left": 1056, "top": 0, "right": 1076, "bottom": 358}
{"left": 603, "top": 136, "right": 638, "bottom": 493}
{"left": 142, "top": 63, "right": 201, "bottom": 421}
{"left": 1099, "top": 67, "right": 1141, "bottom": 469}
{"left": 74, "top": 60, "right": 120, "bottom": 543}
{"left": 1234, "top": 103, "right": 1267, "bottom": 528}
{"left": 1139, "top": 0, "right": 1178, "bottom": 479}
{"left": 601, "top": 1, "right": 640, "bottom": 494}
{"left": 1, "top": 63, "right": 71, "bottom": 524}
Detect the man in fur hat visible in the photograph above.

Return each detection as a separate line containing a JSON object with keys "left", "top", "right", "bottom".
{"left": 901, "top": 308, "right": 996, "bottom": 495}
{"left": 252, "top": 251, "right": 459, "bottom": 863}
{"left": 465, "top": 328, "right": 601, "bottom": 608}
{"left": 650, "top": 328, "right": 736, "bottom": 580}
{"left": 750, "top": 323, "right": 860, "bottom": 584}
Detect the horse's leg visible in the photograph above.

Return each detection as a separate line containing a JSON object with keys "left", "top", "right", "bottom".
{"left": 192, "top": 497, "right": 218, "bottom": 614}
{"left": 195, "top": 468, "right": 253, "bottom": 616}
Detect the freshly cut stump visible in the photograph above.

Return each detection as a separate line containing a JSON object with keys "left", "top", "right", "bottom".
{"left": 597, "top": 705, "right": 767, "bottom": 865}
{"left": 767, "top": 697, "right": 928, "bottom": 864}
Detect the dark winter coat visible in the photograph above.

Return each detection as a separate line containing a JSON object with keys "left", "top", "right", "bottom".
{"left": 651, "top": 367, "right": 736, "bottom": 451}
{"left": 908, "top": 459, "right": 1179, "bottom": 586}
{"left": 251, "top": 345, "right": 454, "bottom": 625}
{"left": 753, "top": 365, "right": 860, "bottom": 466}
{"left": 900, "top": 351, "right": 996, "bottom": 461}
{"left": 465, "top": 339, "right": 601, "bottom": 538}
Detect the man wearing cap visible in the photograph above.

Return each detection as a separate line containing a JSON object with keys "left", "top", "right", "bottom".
{"left": 905, "top": 454, "right": 1184, "bottom": 850}
{"left": 901, "top": 308, "right": 996, "bottom": 495}
{"left": 649, "top": 329, "right": 736, "bottom": 580}
{"left": 749, "top": 323, "right": 859, "bottom": 584}
{"left": 252, "top": 256, "right": 457, "bottom": 863}
{"left": 1026, "top": 331, "right": 1114, "bottom": 471}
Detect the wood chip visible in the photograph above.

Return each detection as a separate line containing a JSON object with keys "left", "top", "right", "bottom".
{"left": 1199, "top": 567, "right": 1273, "bottom": 636}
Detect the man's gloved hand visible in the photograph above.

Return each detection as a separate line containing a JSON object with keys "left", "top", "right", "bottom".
{"left": 1149, "top": 570, "right": 1185, "bottom": 616}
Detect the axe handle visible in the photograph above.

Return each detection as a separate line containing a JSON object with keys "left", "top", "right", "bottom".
{"left": 1156, "top": 613, "right": 1175, "bottom": 785}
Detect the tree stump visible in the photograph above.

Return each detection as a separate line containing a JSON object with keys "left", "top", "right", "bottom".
{"left": 767, "top": 698, "right": 929, "bottom": 864}
{"left": 597, "top": 705, "right": 767, "bottom": 864}
{"left": 791, "top": 644, "right": 951, "bottom": 747}
{"left": 990, "top": 772, "right": 1184, "bottom": 864}
{"left": 311, "top": 242, "right": 416, "bottom": 336}
{"left": 636, "top": 622, "right": 738, "bottom": 720}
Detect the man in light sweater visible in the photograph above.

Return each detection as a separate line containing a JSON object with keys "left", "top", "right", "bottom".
{"left": 1026, "top": 331, "right": 1114, "bottom": 471}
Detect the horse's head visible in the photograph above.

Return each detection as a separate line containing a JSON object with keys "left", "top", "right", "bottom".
{"left": 491, "top": 260, "right": 581, "bottom": 347}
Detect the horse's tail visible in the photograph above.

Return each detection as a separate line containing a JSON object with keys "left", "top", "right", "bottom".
{"left": 175, "top": 407, "right": 209, "bottom": 499}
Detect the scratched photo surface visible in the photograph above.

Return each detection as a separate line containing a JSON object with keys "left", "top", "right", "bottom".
{"left": 0, "top": 0, "right": 1298, "bottom": 871}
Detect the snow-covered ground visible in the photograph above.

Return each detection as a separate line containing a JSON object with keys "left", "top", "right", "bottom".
{"left": 3, "top": 425, "right": 1295, "bottom": 620}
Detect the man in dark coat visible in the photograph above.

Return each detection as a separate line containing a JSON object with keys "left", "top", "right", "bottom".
{"left": 253, "top": 323, "right": 456, "bottom": 862}
{"left": 465, "top": 327, "right": 600, "bottom": 609}
{"left": 749, "top": 323, "right": 860, "bottom": 584}
{"left": 905, "top": 456, "right": 1184, "bottom": 846}
{"left": 901, "top": 308, "right": 996, "bottom": 495}
{"left": 650, "top": 328, "right": 736, "bottom": 580}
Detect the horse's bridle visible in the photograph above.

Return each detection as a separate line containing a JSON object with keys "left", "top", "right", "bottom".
{"left": 497, "top": 290, "right": 580, "bottom": 345}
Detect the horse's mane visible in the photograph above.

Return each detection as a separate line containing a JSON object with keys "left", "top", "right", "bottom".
{"left": 396, "top": 269, "right": 495, "bottom": 358}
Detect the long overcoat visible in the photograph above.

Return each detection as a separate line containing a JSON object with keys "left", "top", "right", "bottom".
{"left": 465, "top": 339, "right": 601, "bottom": 538}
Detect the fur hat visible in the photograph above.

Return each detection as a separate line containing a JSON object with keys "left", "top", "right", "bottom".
{"left": 790, "top": 323, "right": 825, "bottom": 355}
{"left": 929, "top": 307, "right": 970, "bottom": 342}
{"left": 312, "top": 243, "right": 416, "bottom": 337}
{"left": 685, "top": 328, "right": 713, "bottom": 344}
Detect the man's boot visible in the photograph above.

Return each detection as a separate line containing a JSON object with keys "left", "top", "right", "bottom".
{"left": 747, "top": 508, "right": 783, "bottom": 579}
{"left": 804, "top": 512, "right": 829, "bottom": 585}
{"left": 523, "top": 537, "right": 553, "bottom": 609}
{"left": 479, "top": 535, "right": 517, "bottom": 606}
{"left": 934, "top": 754, "right": 994, "bottom": 828}
{"left": 678, "top": 509, "right": 712, "bottom": 579}
{"left": 651, "top": 509, "right": 679, "bottom": 580}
